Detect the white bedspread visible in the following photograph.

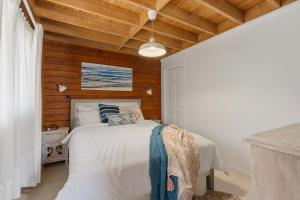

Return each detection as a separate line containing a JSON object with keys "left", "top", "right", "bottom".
{"left": 56, "top": 120, "right": 227, "bottom": 200}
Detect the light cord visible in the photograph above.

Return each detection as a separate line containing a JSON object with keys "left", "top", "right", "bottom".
{"left": 151, "top": 19, "right": 154, "bottom": 40}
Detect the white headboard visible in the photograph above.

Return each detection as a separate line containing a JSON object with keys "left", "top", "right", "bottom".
{"left": 70, "top": 99, "right": 141, "bottom": 129}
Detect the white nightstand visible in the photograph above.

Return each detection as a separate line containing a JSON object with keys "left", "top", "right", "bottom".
{"left": 42, "top": 127, "right": 69, "bottom": 164}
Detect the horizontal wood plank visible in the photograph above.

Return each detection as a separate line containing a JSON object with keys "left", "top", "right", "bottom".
{"left": 42, "top": 39, "right": 161, "bottom": 129}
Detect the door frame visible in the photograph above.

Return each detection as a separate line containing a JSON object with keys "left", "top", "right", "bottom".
{"left": 161, "top": 64, "right": 185, "bottom": 126}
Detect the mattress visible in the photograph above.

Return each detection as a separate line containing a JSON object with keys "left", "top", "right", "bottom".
{"left": 56, "top": 120, "right": 227, "bottom": 200}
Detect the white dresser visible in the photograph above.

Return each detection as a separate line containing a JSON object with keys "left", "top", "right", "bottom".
{"left": 42, "top": 127, "right": 69, "bottom": 164}
{"left": 245, "top": 123, "right": 300, "bottom": 200}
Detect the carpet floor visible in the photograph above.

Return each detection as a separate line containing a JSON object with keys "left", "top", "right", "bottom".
{"left": 195, "top": 191, "right": 241, "bottom": 200}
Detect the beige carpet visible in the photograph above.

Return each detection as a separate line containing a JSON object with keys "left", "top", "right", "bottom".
{"left": 194, "top": 191, "right": 241, "bottom": 200}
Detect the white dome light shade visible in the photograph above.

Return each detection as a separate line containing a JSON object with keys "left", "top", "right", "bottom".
{"left": 138, "top": 10, "right": 166, "bottom": 58}
{"left": 138, "top": 38, "right": 166, "bottom": 57}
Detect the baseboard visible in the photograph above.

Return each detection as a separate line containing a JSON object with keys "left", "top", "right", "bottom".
{"left": 229, "top": 166, "right": 251, "bottom": 177}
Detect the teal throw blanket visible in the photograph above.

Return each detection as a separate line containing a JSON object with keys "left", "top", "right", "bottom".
{"left": 149, "top": 125, "right": 178, "bottom": 200}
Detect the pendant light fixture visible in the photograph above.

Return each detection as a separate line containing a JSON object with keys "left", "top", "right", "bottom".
{"left": 138, "top": 10, "right": 166, "bottom": 57}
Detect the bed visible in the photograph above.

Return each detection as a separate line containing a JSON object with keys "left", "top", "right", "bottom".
{"left": 55, "top": 99, "right": 227, "bottom": 200}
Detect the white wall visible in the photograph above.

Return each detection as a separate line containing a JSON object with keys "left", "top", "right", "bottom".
{"left": 161, "top": 2, "right": 300, "bottom": 174}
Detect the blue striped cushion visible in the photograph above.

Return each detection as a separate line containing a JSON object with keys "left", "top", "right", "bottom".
{"left": 98, "top": 104, "right": 120, "bottom": 123}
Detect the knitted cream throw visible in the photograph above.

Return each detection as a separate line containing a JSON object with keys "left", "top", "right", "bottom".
{"left": 162, "top": 124, "right": 200, "bottom": 200}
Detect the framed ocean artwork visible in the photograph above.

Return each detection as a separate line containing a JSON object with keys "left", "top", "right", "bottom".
{"left": 81, "top": 62, "right": 133, "bottom": 91}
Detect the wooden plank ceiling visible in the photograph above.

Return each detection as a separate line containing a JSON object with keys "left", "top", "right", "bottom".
{"left": 29, "top": 0, "right": 295, "bottom": 57}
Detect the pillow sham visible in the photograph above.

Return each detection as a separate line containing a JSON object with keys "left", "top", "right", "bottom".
{"left": 99, "top": 104, "right": 120, "bottom": 123}
{"left": 107, "top": 113, "right": 133, "bottom": 127}
{"left": 119, "top": 104, "right": 144, "bottom": 122}
{"left": 76, "top": 105, "right": 98, "bottom": 112}
{"left": 75, "top": 109, "right": 100, "bottom": 127}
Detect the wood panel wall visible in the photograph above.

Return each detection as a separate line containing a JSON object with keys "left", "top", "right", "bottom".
{"left": 42, "top": 39, "right": 161, "bottom": 128}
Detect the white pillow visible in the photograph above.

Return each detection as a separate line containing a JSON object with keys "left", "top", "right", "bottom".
{"left": 76, "top": 105, "right": 98, "bottom": 112}
{"left": 119, "top": 104, "right": 144, "bottom": 123}
{"left": 75, "top": 109, "right": 100, "bottom": 127}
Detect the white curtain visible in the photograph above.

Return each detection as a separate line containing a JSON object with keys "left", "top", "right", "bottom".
{"left": 0, "top": 0, "right": 44, "bottom": 199}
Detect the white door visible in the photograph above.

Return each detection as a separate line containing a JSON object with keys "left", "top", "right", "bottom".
{"left": 165, "top": 66, "right": 184, "bottom": 127}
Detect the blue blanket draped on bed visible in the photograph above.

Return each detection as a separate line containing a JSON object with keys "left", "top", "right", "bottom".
{"left": 149, "top": 125, "right": 178, "bottom": 200}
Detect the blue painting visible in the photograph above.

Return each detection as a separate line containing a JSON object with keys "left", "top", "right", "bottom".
{"left": 81, "top": 62, "right": 132, "bottom": 91}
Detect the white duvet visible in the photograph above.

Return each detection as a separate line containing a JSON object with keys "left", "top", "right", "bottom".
{"left": 56, "top": 120, "right": 227, "bottom": 200}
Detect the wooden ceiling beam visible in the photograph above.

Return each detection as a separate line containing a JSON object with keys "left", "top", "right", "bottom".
{"left": 266, "top": 0, "right": 281, "bottom": 8}
{"left": 197, "top": 0, "right": 244, "bottom": 24}
{"left": 117, "top": 0, "right": 172, "bottom": 51}
{"left": 28, "top": 0, "right": 35, "bottom": 7}
{"left": 244, "top": 1, "right": 279, "bottom": 22}
{"left": 34, "top": 1, "right": 132, "bottom": 37}
{"left": 119, "top": 0, "right": 156, "bottom": 10}
{"left": 44, "top": 0, "right": 140, "bottom": 26}
{"left": 159, "top": 3, "right": 217, "bottom": 35}
{"left": 121, "top": 0, "right": 218, "bottom": 36}
{"left": 43, "top": 0, "right": 197, "bottom": 46}
{"left": 198, "top": 32, "right": 213, "bottom": 42}
{"left": 156, "top": 0, "right": 172, "bottom": 10}
{"left": 143, "top": 20, "right": 198, "bottom": 44}
{"left": 282, "top": 0, "right": 296, "bottom": 6}
{"left": 121, "top": 0, "right": 219, "bottom": 38}
{"left": 169, "top": 49, "right": 179, "bottom": 54}
{"left": 44, "top": 32, "right": 119, "bottom": 52}
{"left": 118, "top": 9, "right": 150, "bottom": 50}
{"left": 217, "top": 19, "right": 239, "bottom": 33}
{"left": 41, "top": 18, "right": 125, "bottom": 46}
{"left": 117, "top": 14, "right": 148, "bottom": 50}
{"left": 119, "top": 47, "right": 140, "bottom": 56}
{"left": 42, "top": 0, "right": 154, "bottom": 52}
{"left": 44, "top": 32, "right": 139, "bottom": 56}
{"left": 45, "top": 31, "right": 164, "bottom": 58}
{"left": 42, "top": 0, "right": 181, "bottom": 53}
{"left": 123, "top": 39, "right": 144, "bottom": 49}
{"left": 36, "top": 0, "right": 287, "bottom": 58}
